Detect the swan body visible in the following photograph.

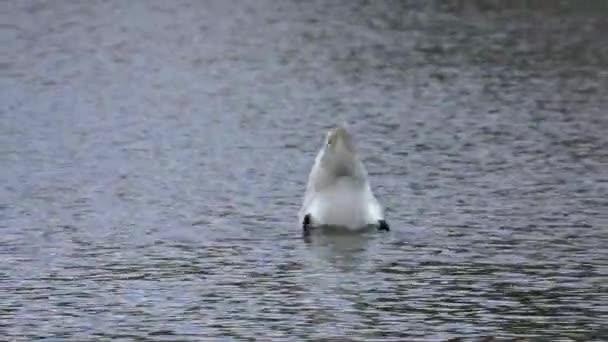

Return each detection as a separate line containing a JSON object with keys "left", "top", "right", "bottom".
{"left": 298, "top": 126, "right": 389, "bottom": 232}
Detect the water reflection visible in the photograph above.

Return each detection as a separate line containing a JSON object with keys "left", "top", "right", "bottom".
{"left": 1, "top": 0, "right": 606, "bottom": 340}
{"left": 304, "top": 229, "right": 377, "bottom": 272}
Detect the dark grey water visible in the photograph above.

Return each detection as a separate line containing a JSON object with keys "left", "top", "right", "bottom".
{"left": 1, "top": 0, "right": 607, "bottom": 340}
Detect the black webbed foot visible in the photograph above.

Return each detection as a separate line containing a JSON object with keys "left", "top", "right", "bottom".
{"left": 378, "top": 219, "right": 390, "bottom": 231}
{"left": 302, "top": 214, "right": 312, "bottom": 235}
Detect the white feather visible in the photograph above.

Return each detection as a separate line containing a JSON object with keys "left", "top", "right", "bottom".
{"left": 299, "top": 126, "right": 385, "bottom": 230}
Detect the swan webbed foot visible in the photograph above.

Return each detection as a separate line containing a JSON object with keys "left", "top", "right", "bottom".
{"left": 378, "top": 219, "right": 390, "bottom": 231}
{"left": 302, "top": 214, "right": 312, "bottom": 235}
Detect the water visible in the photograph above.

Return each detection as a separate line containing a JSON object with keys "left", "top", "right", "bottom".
{"left": 1, "top": 0, "right": 607, "bottom": 340}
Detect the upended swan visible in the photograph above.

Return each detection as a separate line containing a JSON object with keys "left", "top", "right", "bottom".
{"left": 298, "top": 125, "right": 390, "bottom": 233}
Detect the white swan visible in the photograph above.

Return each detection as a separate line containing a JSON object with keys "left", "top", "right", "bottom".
{"left": 298, "top": 125, "right": 390, "bottom": 233}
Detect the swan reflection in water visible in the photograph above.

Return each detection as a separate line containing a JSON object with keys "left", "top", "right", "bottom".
{"left": 303, "top": 227, "right": 380, "bottom": 273}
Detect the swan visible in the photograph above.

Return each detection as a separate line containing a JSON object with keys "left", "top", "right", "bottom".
{"left": 298, "top": 125, "right": 390, "bottom": 233}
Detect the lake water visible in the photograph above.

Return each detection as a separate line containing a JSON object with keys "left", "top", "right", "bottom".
{"left": 1, "top": 0, "right": 607, "bottom": 340}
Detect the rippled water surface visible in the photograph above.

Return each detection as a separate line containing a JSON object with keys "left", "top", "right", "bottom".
{"left": 1, "top": 1, "right": 607, "bottom": 340}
